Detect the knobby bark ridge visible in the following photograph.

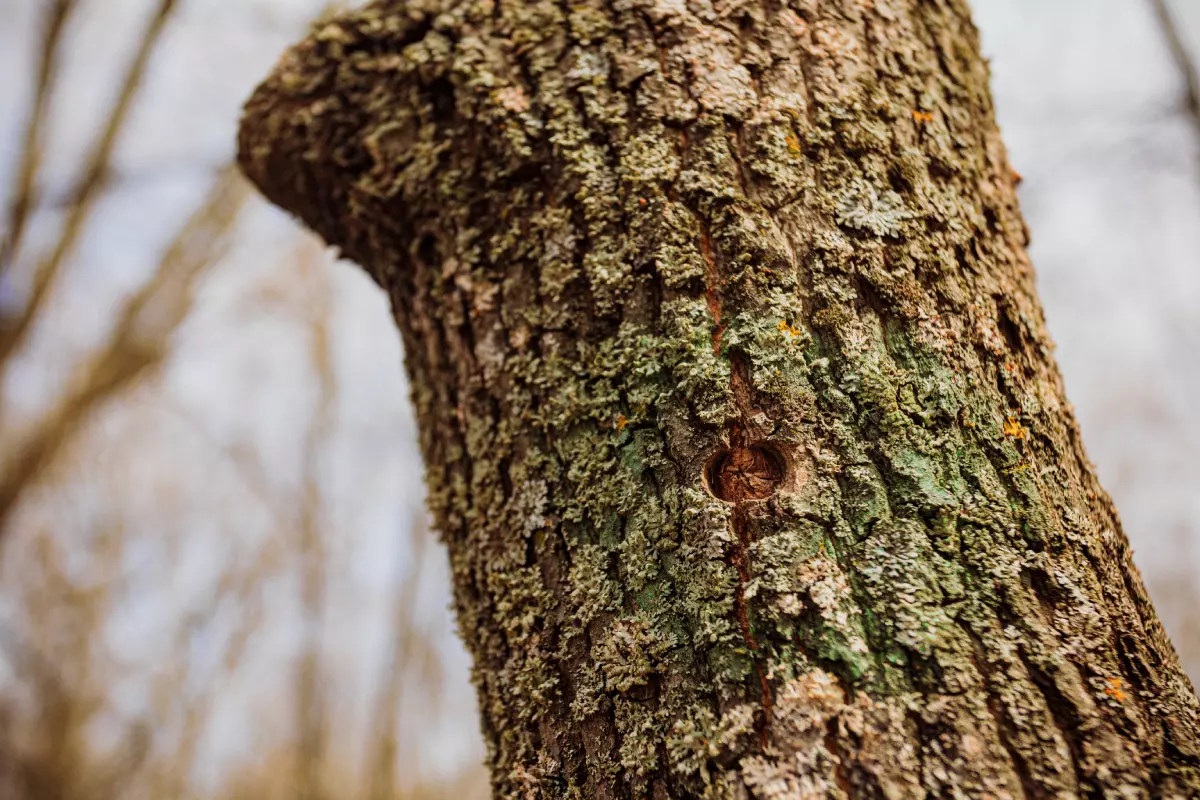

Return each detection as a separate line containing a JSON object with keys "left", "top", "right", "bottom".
{"left": 237, "top": 0, "right": 1200, "bottom": 797}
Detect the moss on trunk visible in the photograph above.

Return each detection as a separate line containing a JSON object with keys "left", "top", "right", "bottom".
{"left": 238, "top": 0, "right": 1200, "bottom": 796}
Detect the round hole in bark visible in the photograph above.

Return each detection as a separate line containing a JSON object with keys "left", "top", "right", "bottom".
{"left": 704, "top": 443, "right": 788, "bottom": 503}
{"left": 415, "top": 234, "right": 439, "bottom": 266}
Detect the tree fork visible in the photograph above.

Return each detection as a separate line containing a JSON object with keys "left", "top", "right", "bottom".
{"left": 238, "top": 0, "right": 1200, "bottom": 796}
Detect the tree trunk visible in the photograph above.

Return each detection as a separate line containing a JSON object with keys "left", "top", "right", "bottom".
{"left": 237, "top": 0, "right": 1200, "bottom": 796}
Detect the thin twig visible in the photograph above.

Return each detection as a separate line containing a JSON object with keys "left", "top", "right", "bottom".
{"left": 295, "top": 245, "right": 338, "bottom": 800}
{"left": 1149, "top": 0, "right": 1200, "bottom": 125}
{"left": 156, "top": 398, "right": 279, "bottom": 511}
{"left": 159, "top": 533, "right": 289, "bottom": 798}
{"left": 34, "top": 157, "right": 230, "bottom": 210}
{"left": 0, "top": 0, "right": 180, "bottom": 371}
{"left": 366, "top": 516, "right": 430, "bottom": 800}
{"left": 0, "top": 0, "right": 77, "bottom": 272}
{"left": 12, "top": 520, "right": 125, "bottom": 800}
{"left": 0, "top": 168, "right": 247, "bottom": 535}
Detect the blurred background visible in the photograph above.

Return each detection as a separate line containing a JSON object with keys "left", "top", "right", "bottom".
{"left": 0, "top": 0, "right": 1197, "bottom": 797}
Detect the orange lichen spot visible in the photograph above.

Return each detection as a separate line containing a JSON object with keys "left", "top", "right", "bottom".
{"left": 1005, "top": 362, "right": 1018, "bottom": 373}
{"left": 615, "top": 415, "right": 630, "bottom": 431}
{"left": 785, "top": 132, "right": 802, "bottom": 154}
{"left": 1104, "top": 676, "right": 1128, "bottom": 703}
{"left": 912, "top": 110, "right": 934, "bottom": 124}
{"left": 778, "top": 320, "right": 803, "bottom": 338}
{"left": 1003, "top": 416, "right": 1028, "bottom": 440}
{"left": 1010, "top": 167, "right": 1024, "bottom": 185}
{"left": 638, "top": 197, "right": 647, "bottom": 206}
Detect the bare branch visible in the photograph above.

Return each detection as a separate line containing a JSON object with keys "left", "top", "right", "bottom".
{"left": 0, "top": 0, "right": 180, "bottom": 371}
{"left": 0, "top": 0, "right": 78, "bottom": 272}
{"left": 0, "top": 168, "right": 248, "bottom": 536}
{"left": 1149, "top": 0, "right": 1200, "bottom": 124}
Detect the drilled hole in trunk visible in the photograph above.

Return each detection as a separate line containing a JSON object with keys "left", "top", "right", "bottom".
{"left": 704, "top": 444, "right": 787, "bottom": 503}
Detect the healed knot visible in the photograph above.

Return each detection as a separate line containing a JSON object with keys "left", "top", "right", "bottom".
{"left": 705, "top": 444, "right": 787, "bottom": 503}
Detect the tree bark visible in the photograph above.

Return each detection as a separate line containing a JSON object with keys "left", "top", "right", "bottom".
{"left": 237, "top": 0, "right": 1200, "bottom": 797}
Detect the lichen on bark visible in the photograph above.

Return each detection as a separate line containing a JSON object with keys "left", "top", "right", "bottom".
{"left": 238, "top": 0, "right": 1200, "bottom": 797}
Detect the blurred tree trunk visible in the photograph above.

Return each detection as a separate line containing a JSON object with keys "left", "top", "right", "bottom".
{"left": 237, "top": 0, "right": 1200, "bottom": 797}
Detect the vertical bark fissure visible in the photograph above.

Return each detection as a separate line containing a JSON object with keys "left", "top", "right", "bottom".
{"left": 961, "top": 623, "right": 1041, "bottom": 799}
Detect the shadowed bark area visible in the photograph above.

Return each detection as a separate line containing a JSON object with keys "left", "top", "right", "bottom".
{"left": 237, "top": 0, "right": 1200, "bottom": 796}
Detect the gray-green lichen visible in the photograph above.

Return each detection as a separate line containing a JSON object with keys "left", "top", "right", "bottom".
{"left": 238, "top": 0, "right": 1200, "bottom": 796}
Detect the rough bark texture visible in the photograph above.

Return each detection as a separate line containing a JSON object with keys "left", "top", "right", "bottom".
{"left": 237, "top": 0, "right": 1200, "bottom": 797}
